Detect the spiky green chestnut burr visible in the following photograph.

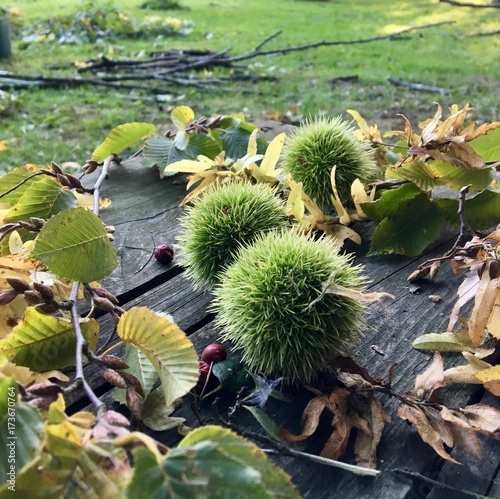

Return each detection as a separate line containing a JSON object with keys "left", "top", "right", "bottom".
{"left": 177, "top": 182, "right": 288, "bottom": 289}
{"left": 213, "top": 229, "right": 367, "bottom": 382}
{"left": 281, "top": 116, "right": 377, "bottom": 210}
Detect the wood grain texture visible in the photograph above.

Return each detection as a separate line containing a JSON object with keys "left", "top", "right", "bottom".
{"left": 74, "top": 158, "right": 499, "bottom": 498}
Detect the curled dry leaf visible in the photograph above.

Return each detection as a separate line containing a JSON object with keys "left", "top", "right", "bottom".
{"left": 320, "top": 388, "right": 352, "bottom": 460}
{"left": 443, "top": 352, "right": 492, "bottom": 385}
{"left": 397, "top": 404, "right": 459, "bottom": 464}
{"left": 468, "top": 271, "right": 499, "bottom": 345}
{"left": 414, "top": 352, "right": 445, "bottom": 401}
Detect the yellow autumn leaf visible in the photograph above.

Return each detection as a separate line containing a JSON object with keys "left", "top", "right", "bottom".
{"left": 171, "top": 106, "right": 195, "bottom": 131}
{"left": 74, "top": 191, "right": 111, "bottom": 210}
{"left": 474, "top": 365, "right": 500, "bottom": 396}
{"left": 164, "top": 155, "right": 214, "bottom": 174}
{"left": 330, "top": 166, "right": 351, "bottom": 225}
{"left": 486, "top": 291, "right": 500, "bottom": 339}
{"left": 0, "top": 140, "right": 8, "bottom": 153}
{"left": 117, "top": 306, "right": 199, "bottom": 407}
{"left": 286, "top": 181, "right": 306, "bottom": 223}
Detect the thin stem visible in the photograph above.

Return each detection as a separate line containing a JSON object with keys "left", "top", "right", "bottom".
{"left": 0, "top": 172, "right": 44, "bottom": 200}
{"left": 212, "top": 400, "right": 379, "bottom": 477}
{"left": 99, "top": 341, "right": 124, "bottom": 357}
{"left": 93, "top": 154, "right": 115, "bottom": 213}
{"left": 69, "top": 282, "right": 104, "bottom": 409}
{"left": 68, "top": 153, "right": 116, "bottom": 411}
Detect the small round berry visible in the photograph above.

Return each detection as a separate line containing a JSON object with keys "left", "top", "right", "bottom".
{"left": 201, "top": 343, "right": 227, "bottom": 364}
{"left": 154, "top": 245, "right": 174, "bottom": 265}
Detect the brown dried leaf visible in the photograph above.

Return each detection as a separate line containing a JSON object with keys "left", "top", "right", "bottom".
{"left": 330, "top": 356, "right": 385, "bottom": 387}
{"left": 352, "top": 397, "right": 390, "bottom": 469}
{"left": 397, "top": 404, "right": 459, "bottom": 463}
{"left": 414, "top": 352, "right": 445, "bottom": 400}
{"left": 459, "top": 404, "right": 500, "bottom": 438}
{"left": 486, "top": 289, "right": 500, "bottom": 340}
{"left": 443, "top": 352, "right": 492, "bottom": 384}
{"left": 280, "top": 395, "right": 329, "bottom": 443}
{"left": 440, "top": 407, "right": 483, "bottom": 458}
{"left": 469, "top": 272, "right": 500, "bottom": 345}
{"left": 320, "top": 388, "right": 352, "bottom": 460}
{"left": 448, "top": 267, "right": 481, "bottom": 331}
{"left": 325, "top": 283, "right": 394, "bottom": 303}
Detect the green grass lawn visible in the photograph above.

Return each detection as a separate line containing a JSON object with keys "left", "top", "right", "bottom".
{"left": 0, "top": 0, "right": 499, "bottom": 171}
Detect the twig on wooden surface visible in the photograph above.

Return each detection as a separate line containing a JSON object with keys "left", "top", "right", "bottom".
{"left": 440, "top": 0, "right": 500, "bottom": 7}
{"left": 70, "top": 154, "right": 116, "bottom": 411}
{"left": 393, "top": 469, "right": 489, "bottom": 499}
{"left": 388, "top": 77, "right": 451, "bottom": 95}
{"left": 211, "top": 398, "right": 380, "bottom": 477}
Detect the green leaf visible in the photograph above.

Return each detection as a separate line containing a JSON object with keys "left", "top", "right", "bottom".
{"left": 469, "top": 128, "right": 500, "bottom": 162}
{"left": 0, "top": 307, "right": 99, "bottom": 370}
{"left": 0, "top": 401, "right": 44, "bottom": 488}
{"left": 141, "top": 389, "right": 185, "bottom": 432}
{"left": 117, "top": 307, "right": 198, "bottom": 407}
{"left": 219, "top": 120, "right": 267, "bottom": 161}
{"left": 30, "top": 207, "right": 117, "bottom": 282}
{"left": 363, "top": 185, "right": 446, "bottom": 256}
{"left": 91, "top": 122, "right": 155, "bottom": 162}
{"left": 362, "top": 183, "right": 423, "bottom": 221}
{"left": 429, "top": 161, "right": 493, "bottom": 191}
{"left": 142, "top": 135, "right": 221, "bottom": 177}
{"left": 386, "top": 161, "right": 443, "bottom": 191}
{"left": 128, "top": 426, "right": 300, "bottom": 498}
{"left": 211, "top": 355, "right": 255, "bottom": 393}
{"left": 0, "top": 375, "right": 16, "bottom": 419}
{"left": 114, "top": 343, "right": 158, "bottom": 405}
{"left": 0, "top": 165, "right": 41, "bottom": 204}
{"left": 243, "top": 405, "right": 283, "bottom": 442}
{"left": 412, "top": 332, "right": 477, "bottom": 353}
{"left": 436, "top": 189, "right": 500, "bottom": 230}
{"left": 4, "top": 177, "right": 76, "bottom": 223}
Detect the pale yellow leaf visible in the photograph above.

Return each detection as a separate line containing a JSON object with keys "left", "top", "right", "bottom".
{"left": 469, "top": 274, "right": 499, "bottom": 345}
{"left": 318, "top": 224, "right": 361, "bottom": 245}
{"left": 165, "top": 156, "right": 214, "bottom": 174}
{"left": 8, "top": 230, "right": 24, "bottom": 254}
{"left": 171, "top": 105, "right": 194, "bottom": 131}
{"left": 325, "top": 283, "right": 394, "bottom": 303}
{"left": 247, "top": 128, "right": 258, "bottom": 157}
{"left": 259, "top": 132, "right": 285, "bottom": 177}
{"left": 74, "top": 192, "right": 112, "bottom": 210}
{"left": 350, "top": 178, "right": 370, "bottom": 220}
{"left": 346, "top": 110, "right": 371, "bottom": 138}
{"left": 486, "top": 290, "right": 500, "bottom": 339}
{"left": 330, "top": 166, "right": 350, "bottom": 225}
{"left": 286, "top": 181, "right": 305, "bottom": 221}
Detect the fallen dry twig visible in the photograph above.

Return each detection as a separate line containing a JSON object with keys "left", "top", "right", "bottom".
{"left": 388, "top": 77, "right": 451, "bottom": 96}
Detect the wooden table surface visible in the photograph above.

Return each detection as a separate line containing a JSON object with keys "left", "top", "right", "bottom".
{"left": 74, "top": 156, "right": 500, "bottom": 499}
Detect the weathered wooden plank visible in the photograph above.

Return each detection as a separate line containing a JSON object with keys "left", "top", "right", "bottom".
{"left": 83, "top": 157, "right": 189, "bottom": 296}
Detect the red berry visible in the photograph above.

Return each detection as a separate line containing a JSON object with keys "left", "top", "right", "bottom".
{"left": 201, "top": 343, "right": 227, "bottom": 364}
{"left": 154, "top": 245, "right": 174, "bottom": 265}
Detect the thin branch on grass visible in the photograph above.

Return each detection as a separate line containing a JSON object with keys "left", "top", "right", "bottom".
{"left": 0, "top": 22, "right": 456, "bottom": 94}
{"left": 388, "top": 77, "right": 451, "bottom": 95}
{"left": 226, "top": 21, "right": 455, "bottom": 63}
{"left": 440, "top": 0, "right": 500, "bottom": 7}
{"left": 466, "top": 29, "right": 500, "bottom": 37}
